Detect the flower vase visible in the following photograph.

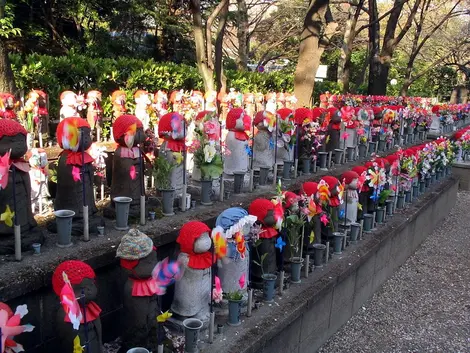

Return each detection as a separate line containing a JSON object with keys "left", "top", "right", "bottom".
{"left": 262, "top": 274, "right": 277, "bottom": 302}
{"left": 290, "top": 257, "right": 303, "bottom": 283}
{"left": 113, "top": 196, "right": 132, "bottom": 230}
{"left": 258, "top": 168, "right": 269, "bottom": 186}
{"left": 412, "top": 184, "right": 419, "bottom": 198}
{"left": 349, "top": 223, "right": 360, "bottom": 243}
{"left": 301, "top": 158, "right": 311, "bottom": 175}
{"left": 333, "top": 232, "right": 345, "bottom": 254}
{"left": 363, "top": 214, "right": 373, "bottom": 232}
{"left": 385, "top": 199, "right": 394, "bottom": 215}
{"left": 233, "top": 172, "right": 245, "bottom": 193}
{"left": 312, "top": 243, "right": 325, "bottom": 267}
{"left": 282, "top": 161, "right": 293, "bottom": 180}
{"left": 378, "top": 139, "right": 386, "bottom": 152}
{"left": 160, "top": 189, "right": 175, "bottom": 216}
{"left": 318, "top": 152, "right": 328, "bottom": 171}
{"left": 346, "top": 146, "right": 355, "bottom": 162}
{"left": 375, "top": 207, "right": 385, "bottom": 224}
{"left": 200, "top": 179, "right": 213, "bottom": 205}
{"left": 54, "top": 210, "right": 75, "bottom": 247}
{"left": 333, "top": 149, "right": 343, "bottom": 165}
{"left": 358, "top": 143, "right": 367, "bottom": 159}
{"left": 227, "top": 299, "right": 242, "bottom": 326}
{"left": 419, "top": 180, "right": 426, "bottom": 193}
{"left": 396, "top": 194, "right": 405, "bottom": 209}
{"left": 368, "top": 141, "right": 377, "bottom": 154}
{"left": 183, "top": 318, "right": 203, "bottom": 353}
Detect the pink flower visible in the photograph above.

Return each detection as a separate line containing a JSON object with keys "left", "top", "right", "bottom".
{"left": 72, "top": 166, "right": 81, "bottom": 182}
{"left": 320, "top": 213, "right": 329, "bottom": 226}
{"left": 342, "top": 132, "right": 350, "bottom": 140}
{"left": 204, "top": 120, "right": 220, "bottom": 141}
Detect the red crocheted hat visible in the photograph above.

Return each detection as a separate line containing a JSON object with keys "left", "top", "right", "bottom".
{"left": 301, "top": 182, "right": 318, "bottom": 197}
{"left": 226, "top": 108, "right": 246, "bottom": 130}
{"left": 52, "top": 260, "right": 96, "bottom": 296}
{"left": 195, "top": 110, "right": 214, "bottom": 121}
{"left": 342, "top": 170, "right": 359, "bottom": 185}
{"left": 385, "top": 154, "right": 399, "bottom": 165}
{"left": 158, "top": 112, "right": 184, "bottom": 138}
{"left": 372, "top": 106, "right": 383, "bottom": 116}
{"left": 277, "top": 108, "right": 293, "bottom": 121}
{"left": 312, "top": 107, "right": 324, "bottom": 121}
{"left": 352, "top": 165, "right": 367, "bottom": 175}
{"left": 254, "top": 111, "right": 265, "bottom": 126}
{"left": 177, "top": 221, "right": 211, "bottom": 255}
{"left": 321, "top": 176, "right": 339, "bottom": 191}
{"left": 284, "top": 191, "right": 299, "bottom": 209}
{"left": 248, "top": 198, "right": 274, "bottom": 225}
{"left": 294, "top": 107, "right": 313, "bottom": 125}
{"left": 56, "top": 117, "right": 90, "bottom": 150}
{"left": 0, "top": 119, "right": 27, "bottom": 138}
{"left": 113, "top": 114, "right": 143, "bottom": 141}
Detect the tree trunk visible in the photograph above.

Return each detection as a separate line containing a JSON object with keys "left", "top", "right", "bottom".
{"left": 215, "top": 1, "right": 229, "bottom": 94}
{"left": 236, "top": 0, "right": 249, "bottom": 71}
{"left": 0, "top": 41, "right": 16, "bottom": 94}
{"left": 337, "top": 0, "right": 364, "bottom": 93}
{"left": 294, "top": 0, "right": 330, "bottom": 108}
{"left": 190, "top": 0, "right": 215, "bottom": 92}
{"left": 367, "top": 0, "right": 381, "bottom": 94}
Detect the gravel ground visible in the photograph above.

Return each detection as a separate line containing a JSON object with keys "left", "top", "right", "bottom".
{"left": 318, "top": 191, "right": 470, "bottom": 353}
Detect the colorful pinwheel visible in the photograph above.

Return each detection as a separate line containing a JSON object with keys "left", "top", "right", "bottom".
{"left": 152, "top": 257, "right": 183, "bottom": 295}
{"left": 60, "top": 272, "right": 83, "bottom": 330}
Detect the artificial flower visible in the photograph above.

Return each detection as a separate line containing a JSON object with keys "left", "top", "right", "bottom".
{"left": 275, "top": 236, "right": 286, "bottom": 252}
{"left": 72, "top": 166, "right": 81, "bottom": 182}
{"left": 1, "top": 205, "right": 14, "bottom": 228}
{"left": 239, "top": 273, "right": 246, "bottom": 290}
{"left": 211, "top": 227, "right": 227, "bottom": 260}
{"left": 203, "top": 144, "right": 216, "bottom": 163}
{"left": 73, "top": 335, "right": 83, "bottom": 353}
{"left": 212, "top": 276, "right": 223, "bottom": 303}
{"left": 60, "top": 272, "right": 82, "bottom": 330}
{"left": 173, "top": 152, "right": 183, "bottom": 165}
{"left": 157, "top": 310, "right": 173, "bottom": 323}
{"left": 320, "top": 213, "right": 329, "bottom": 226}
{"left": 234, "top": 232, "right": 246, "bottom": 258}
{"left": 0, "top": 150, "right": 11, "bottom": 190}
{"left": 129, "top": 165, "right": 137, "bottom": 180}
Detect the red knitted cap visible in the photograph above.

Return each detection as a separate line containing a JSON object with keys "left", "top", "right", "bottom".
{"left": 111, "top": 90, "right": 126, "bottom": 101}
{"left": 312, "top": 107, "right": 324, "bottom": 121}
{"left": 352, "top": 166, "right": 367, "bottom": 175}
{"left": 52, "top": 260, "right": 96, "bottom": 296}
{"left": 342, "top": 171, "right": 359, "bottom": 185}
{"left": 195, "top": 110, "right": 214, "bottom": 121}
{"left": 385, "top": 154, "right": 399, "bottom": 165}
{"left": 226, "top": 108, "right": 246, "bottom": 130}
{"left": 177, "top": 221, "right": 211, "bottom": 255}
{"left": 0, "top": 119, "right": 27, "bottom": 138}
{"left": 113, "top": 114, "right": 143, "bottom": 141}
{"left": 248, "top": 198, "right": 274, "bottom": 225}
{"left": 321, "top": 176, "right": 339, "bottom": 191}
{"left": 159, "top": 112, "right": 184, "bottom": 137}
{"left": 277, "top": 108, "right": 293, "bottom": 121}
{"left": 301, "top": 182, "right": 318, "bottom": 197}
{"left": 284, "top": 191, "right": 299, "bottom": 209}
{"left": 254, "top": 111, "right": 265, "bottom": 126}
{"left": 294, "top": 107, "right": 313, "bottom": 125}
{"left": 372, "top": 106, "right": 383, "bottom": 116}
{"left": 56, "top": 117, "right": 90, "bottom": 149}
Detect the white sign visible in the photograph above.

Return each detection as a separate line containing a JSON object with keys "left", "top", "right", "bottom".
{"left": 316, "top": 65, "right": 328, "bottom": 79}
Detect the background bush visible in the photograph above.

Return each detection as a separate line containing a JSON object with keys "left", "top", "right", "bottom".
{"left": 10, "top": 53, "right": 340, "bottom": 118}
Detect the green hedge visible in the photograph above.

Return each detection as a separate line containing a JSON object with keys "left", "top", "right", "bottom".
{"left": 10, "top": 53, "right": 340, "bottom": 118}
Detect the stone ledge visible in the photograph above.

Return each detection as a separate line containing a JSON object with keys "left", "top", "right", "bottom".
{"left": 203, "top": 177, "right": 458, "bottom": 353}
{"left": 0, "top": 153, "right": 391, "bottom": 302}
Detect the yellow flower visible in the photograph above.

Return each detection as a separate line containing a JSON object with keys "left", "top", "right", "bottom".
{"left": 157, "top": 310, "right": 172, "bottom": 323}
{"left": 173, "top": 152, "right": 183, "bottom": 165}
{"left": 1, "top": 205, "right": 14, "bottom": 227}
{"left": 73, "top": 336, "right": 83, "bottom": 353}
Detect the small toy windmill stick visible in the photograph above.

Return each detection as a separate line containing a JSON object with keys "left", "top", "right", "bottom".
{"left": 249, "top": 113, "right": 255, "bottom": 192}
{"left": 139, "top": 145, "right": 146, "bottom": 225}
{"left": 81, "top": 141, "right": 89, "bottom": 242}
{"left": 181, "top": 118, "right": 188, "bottom": 212}
{"left": 12, "top": 166, "right": 21, "bottom": 261}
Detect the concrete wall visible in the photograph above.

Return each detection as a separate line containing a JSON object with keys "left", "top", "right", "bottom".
{"left": 206, "top": 177, "right": 458, "bottom": 353}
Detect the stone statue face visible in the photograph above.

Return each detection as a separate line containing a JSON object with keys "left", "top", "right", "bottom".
{"left": 131, "top": 251, "right": 157, "bottom": 279}
{"left": 256, "top": 122, "right": 267, "bottom": 131}
{"left": 330, "top": 186, "right": 338, "bottom": 197}
{"left": 263, "top": 209, "right": 276, "bottom": 227}
{"left": 289, "top": 202, "right": 299, "bottom": 214}
{"left": 0, "top": 134, "right": 27, "bottom": 159}
{"left": 194, "top": 232, "right": 211, "bottom": 253}
{"left": 235, "top": 117, "right": 245, "bottom": 130}
{"left": 79, "top": 127, "right": 92, "bottom": 151}
{"left": 72, "top": 278, "right": 98, "bottom": 304}
{"left": 348, "top": 179, "right": 358, "bottom": 189}
{"left": 5, "top": 97, "right": 14, "bottom": 109}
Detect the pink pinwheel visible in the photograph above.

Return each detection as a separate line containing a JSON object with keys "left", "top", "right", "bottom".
{"left": 129, "top": 165, "right": 137, "bottom": 180}
{"left": 320, "top": 213, "right": 329, "bottom": 226}
{"left": 60, "top": 272, "right": 82, "bottom": 330}
{"left": 341, "top": 132, "right": 350, "bottom": 140}
{"left": 212, "top": 276, "right": 223, "bottom": 303}
{"left": 239, "top": 273, "right": 246, "bottom": 290}
{"left": 0, "top": 304, "right": 34, "bottom": 353}
{"left": 152, "top": 257, "right": 183, "bottom": 295}
{"left": 0, "top": 151, "right": 11, "bottom": 190}
{"left": 71, "top": 166, "right": 81, "bottom": 182}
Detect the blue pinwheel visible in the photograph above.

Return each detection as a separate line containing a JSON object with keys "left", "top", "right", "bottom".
{"left": 275, "top": 236, "right": 286, "bottom": 252}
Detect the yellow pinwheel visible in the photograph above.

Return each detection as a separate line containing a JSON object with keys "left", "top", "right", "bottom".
{"left": 157, "top": 310, "right": 172, "bottom": 323}
{"left": 1, "top": 205, "right": 14, "bottom": 227}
